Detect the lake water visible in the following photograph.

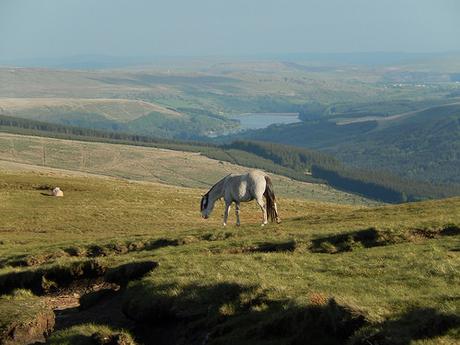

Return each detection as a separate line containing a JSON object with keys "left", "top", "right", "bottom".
{"left": 230, "top": 112, "right": 300, "bottom": 130}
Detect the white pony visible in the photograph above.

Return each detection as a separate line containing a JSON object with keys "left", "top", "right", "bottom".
{"left": 200, "top": 170, "right": 280, "bottom": 226}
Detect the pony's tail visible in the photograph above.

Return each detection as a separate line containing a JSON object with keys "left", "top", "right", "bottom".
{"left": 264, "top": 176, "right": 280, "bottom": 223}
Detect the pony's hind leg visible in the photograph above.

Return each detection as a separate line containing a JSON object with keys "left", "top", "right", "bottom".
{"left": 256, "top": 197, "right": 268, "bottom": 226}
{"left": 223, "top": 201, "right": 231, "bottom": 226}
{"left": 235, "top": 202, "right": 241, "bottom": 226}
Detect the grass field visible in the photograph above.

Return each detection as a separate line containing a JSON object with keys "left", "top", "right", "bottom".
{"left": 0, "top": 167, "right": 459, "bottom": 344}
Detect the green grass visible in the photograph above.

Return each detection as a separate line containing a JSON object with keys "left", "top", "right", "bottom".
{"left": 0, "top": 289, "right": 54, "bottom": 343}
{"left": 0, "top": 290, "right": 45, "bottom": 331}
{"left": 0, "top": 169, "right": 356, "bottom": 263}
{"left": 0, "top": 169, "right": 458, "bottom": 344}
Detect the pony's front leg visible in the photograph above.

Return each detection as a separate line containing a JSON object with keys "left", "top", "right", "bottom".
{"left": 256, "top": 198, "right": 268, "bottom": 226}
{"left": 223, "top": 202, "right": 231, "bottom": 226}
{"left": 235, "top": 203, "right": 241, "bottom": 226}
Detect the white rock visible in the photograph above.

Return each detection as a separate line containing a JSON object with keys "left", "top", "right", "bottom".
{"left": 52, "top": 187, "right": 64, "bottom": 197}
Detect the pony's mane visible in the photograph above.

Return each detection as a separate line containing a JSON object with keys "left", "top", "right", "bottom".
{"left": 206, "top": 173, "right": 231, "bottom": 195}
{"left": 201, "top": 174, "right": 231, "bottom": 211}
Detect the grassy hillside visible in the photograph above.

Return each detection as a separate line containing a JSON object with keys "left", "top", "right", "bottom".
{"left": 0, "top": 170, "right": 458, "bottom": 345}
{"left": 0, "top": 132, "right": 375, "bottom": 205}
{"left": 0, "top": 97, "right": 237, "bottom": 139}
{"left": 221, "top": 140, "right": 460, "bottom": 203}
{"left": 336, "top": 103, "right": 460, "bottom": 184}
{"left": 0, "top": 97, "right": 181, "bottom": 122}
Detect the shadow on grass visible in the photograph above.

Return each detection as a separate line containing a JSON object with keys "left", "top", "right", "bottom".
{"left": 0, "top": 260, "right": 106, "bottom": 295}
{"left": 215, "top": 240, "right": 297, "bottom": 254}
{"left": 311, "top": 224, "right": 460, "bottom": 254}
{"left": 351, "top": 308, "right": 460, "bottom": 345}
{"left": 0, "top": 260, "right": 157, "bottom": 295}
{"left": 122, "top": 282, "right": 367, "bottom": 345}
{"left": 84, "top": 239, "right": 180, "bottom": 258}
{"left": 120, "top": 281, "right": 460, "bottom": 345}
{"left": 310, "top": 227, "right": 384, "bottom": 254}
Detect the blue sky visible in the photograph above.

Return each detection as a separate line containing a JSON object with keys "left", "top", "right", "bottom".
{"left": 1, "top": 0, "right": 459, "bottom": 60}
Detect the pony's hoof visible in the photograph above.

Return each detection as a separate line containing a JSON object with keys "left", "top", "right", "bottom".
{"left": 223, "top": 223, "right": 227, "bottom": 227}
{"left": 236, "top": 223, "right": 241, "bottom": 227}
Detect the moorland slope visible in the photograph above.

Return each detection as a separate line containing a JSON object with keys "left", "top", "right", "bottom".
{"left": 0, "top": 169, "right": 458, "bottom": 345}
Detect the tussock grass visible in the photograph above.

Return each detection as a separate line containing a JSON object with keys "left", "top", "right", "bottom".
{"left": 0, "top": 289, "right": 55, "bottom": 344}
{"left": 47, "top": 324, "right": 136, "bottom": 345}
{"left": 310, "top": 224, "right": 460, "bottom": 254}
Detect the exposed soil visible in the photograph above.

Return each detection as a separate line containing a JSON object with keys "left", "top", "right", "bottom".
{"left": 0, "top": 309, "right": 54, "bottom": 345}
{"left": 1, "top": 310, "right": 55, "bottom": 345}
{"left": 46, "top": 281, "right": 169, "bottom": 345}
{"left": 0, "top": 261, "right": 158, "bottom": 344}
{"left": 53, "top": 288, "right": 133, "bottom": 332}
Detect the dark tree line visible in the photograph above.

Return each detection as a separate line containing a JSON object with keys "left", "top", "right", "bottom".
{"left": 223, "top": 140, "right": 460, "bottom": 203}
{"left": 225, "top": 140, "right": 339, "bottom": 171}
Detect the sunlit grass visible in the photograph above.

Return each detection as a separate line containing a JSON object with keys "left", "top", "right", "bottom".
{"left": 0, "top": 170, "right": 458, "bottom": 344}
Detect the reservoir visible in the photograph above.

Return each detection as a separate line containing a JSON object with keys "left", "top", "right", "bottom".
{"left": 230, "top": 112, "right": 300, "bottom": 130}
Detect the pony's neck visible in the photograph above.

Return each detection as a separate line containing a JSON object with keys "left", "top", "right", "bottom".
{"left": 207, "top": 177, "right": 226, "bottom": 205}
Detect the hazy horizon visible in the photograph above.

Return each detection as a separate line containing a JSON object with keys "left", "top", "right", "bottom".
{"left": 1, "top": 0, "right": 459, "bottom": 63}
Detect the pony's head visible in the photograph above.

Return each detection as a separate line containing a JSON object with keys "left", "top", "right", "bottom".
{"left": 200, "top": 192, "right": 214, "bottom": 219}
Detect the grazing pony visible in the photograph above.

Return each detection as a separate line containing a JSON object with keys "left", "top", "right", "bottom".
{"left": 200, "top": 170, "right": 280, "bottom": 226}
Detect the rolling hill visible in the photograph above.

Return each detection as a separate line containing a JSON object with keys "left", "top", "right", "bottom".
{"left": 0, "top": 96, "right": 237, "bottom": 139}
{"left": 0, "top": 97, "right": 181, "bottom": 122}
{"left": 3, "top": 59, "right": 459, "bottom": 139}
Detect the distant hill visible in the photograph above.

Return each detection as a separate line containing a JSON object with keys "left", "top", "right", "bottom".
{"left": 3, "top": 63, "right": 458, "bottom": 140}
{"left": 0, "top": 97, "right": 237, "bottom": 139}
{"left": 232, "top": 103, "right": 460, "bottom": 185}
